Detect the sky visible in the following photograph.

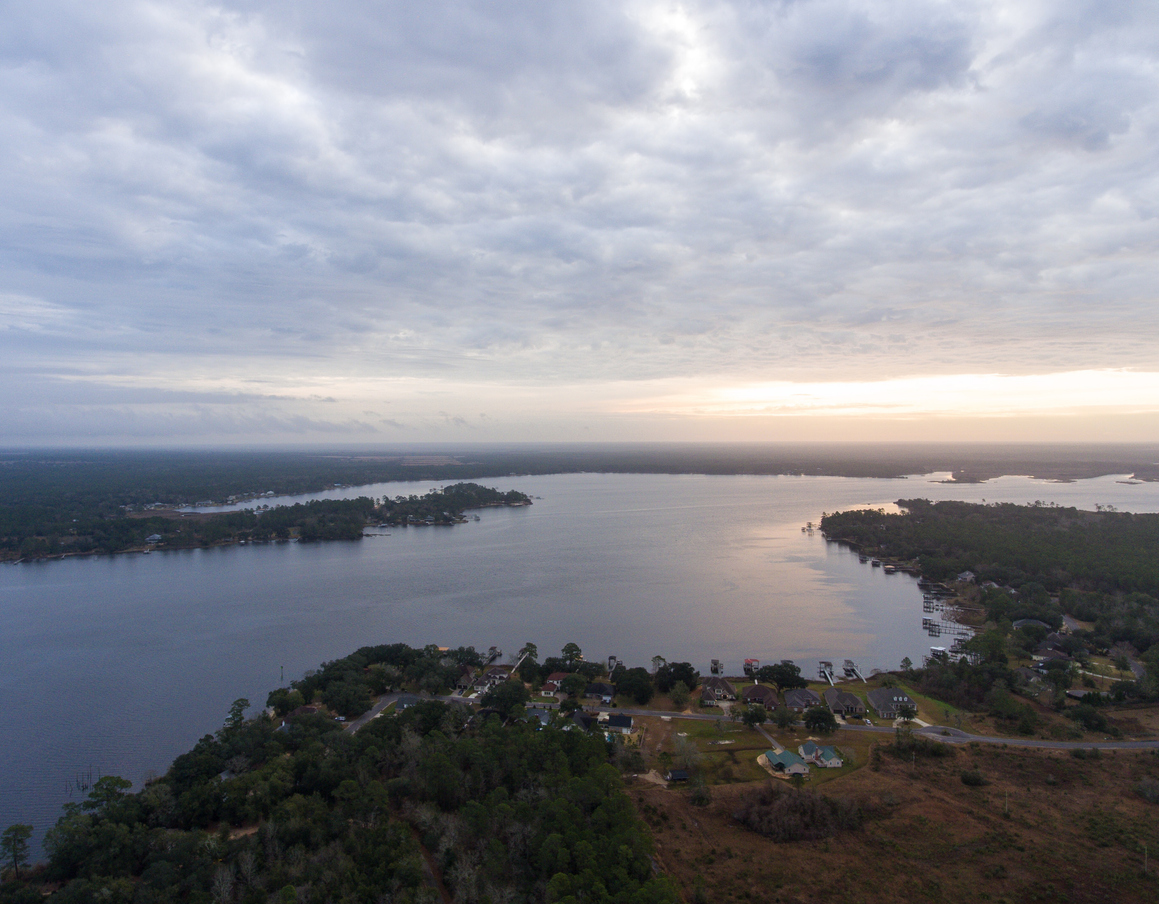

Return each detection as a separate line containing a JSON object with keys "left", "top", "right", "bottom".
{"left": 2, "top": 0, "right": 1158, "bottom": 445}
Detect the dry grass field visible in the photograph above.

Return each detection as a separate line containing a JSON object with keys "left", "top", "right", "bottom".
{"left": 630, "top": 723, "right": 1159, "bottom": 903}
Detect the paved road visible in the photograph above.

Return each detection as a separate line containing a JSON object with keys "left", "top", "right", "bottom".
{"left": 345, "top": 693, "right": 400, "bottom": 733}
{"left": 359, "top": 694, "right": 1159, "bottom": 751}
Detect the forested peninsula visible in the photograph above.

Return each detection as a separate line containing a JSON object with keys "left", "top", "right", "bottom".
{"left": 2, "top": 483, "right": 530, "bottom": 562}
{"left": 821, "top": 499, "right": 1159, "bottom": 670}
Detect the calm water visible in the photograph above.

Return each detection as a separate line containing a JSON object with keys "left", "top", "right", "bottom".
{"left": 3, "top": 471, "right": 1158, "bottom": 851}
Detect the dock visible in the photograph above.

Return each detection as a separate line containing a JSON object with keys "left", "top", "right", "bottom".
{"left": 842, "top": 659, "right": 866, "bottom": 682}
{"left": 818, "top": 660, "right": 836, "bottom": 685}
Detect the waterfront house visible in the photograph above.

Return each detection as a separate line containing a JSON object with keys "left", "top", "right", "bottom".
{"left": 799, "top": 740, "right": 843, "bottom": 768}
{"left": 823, "top": 687, "right": 866, "bottom": 718}
{"left": 700, "top": 676, "right": 738, "bottom": 706}
{"left": 742, "top": 685, "right": 778, "bottom": 709}
{"left": 866, "top": 688, "right": 916, "bottom": 719}
{"left": 783, "top": 688, "right": 822, "bottom": 712}
{"left": 541, "top": 671, "right": 572, "bottom": 694}
{"left": 585, "top": 682, "right": 616, "bottom": 704}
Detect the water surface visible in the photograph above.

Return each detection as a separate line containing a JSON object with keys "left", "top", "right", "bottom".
{"left": 3, "top": 470, "right": 1157, "bottom": 851}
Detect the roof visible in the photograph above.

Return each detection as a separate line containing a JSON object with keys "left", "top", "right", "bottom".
{"left": 866, "top": 688, "right": 915, "bottom": 712}
{"left": 823, "top": 688, "right": 864, "bottom": 710}
{"left": 702, "top": 676, "right": 737, "bottom": 697}
{"left": 784, "top": 688, "right": 822, "bottom": 708}
{"left": 586, "top": 682, "right": 615, "bottom": 696}
{"left": 605, "top": 713, "right": 633, "bottom": 731}
{"left": 742, "top": 685, "right": 778, "bottom": 705}
{"left": 765, "top": 749, "right": 807, "bottom": 769}
{"left": 545, "top": 672, "right": 572, "bottom": 682}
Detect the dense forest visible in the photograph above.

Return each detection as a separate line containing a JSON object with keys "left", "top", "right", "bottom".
{"left": 822, "top": 499, "right": 1159, "bottom": 670}
{"left": 1, "top": 484, "right": 530, "bottom": 561}
{"left": 821, "top": 499, "right": 1159, "bottom": 596}
{"left": 0, "top": 643, "right": 678, "bottom": 904}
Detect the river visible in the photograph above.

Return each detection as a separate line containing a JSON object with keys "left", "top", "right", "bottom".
{"left": 2, "top": 470, "right": 1158, "bottom": 851}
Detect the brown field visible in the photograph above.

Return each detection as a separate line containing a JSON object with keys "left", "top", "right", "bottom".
{"left": 631, "top": 724, "right": 1159, "bottom": 903}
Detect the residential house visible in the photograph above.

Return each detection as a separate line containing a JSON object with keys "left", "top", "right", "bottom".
{"left": 799, "top": 741, "right": 843, "bottom": 768}
{"left": 455, "top": 665, "right": 476, "bottom": 691}
{"left": 665, "top": 769, "right": 689, "bottom": 783}
{"left": 603, "top": 713, "right": 634, "bottom": 734}
{"left": 823, "top": 687, "right": 865, "bottom": 718}
{"left": 395, "top": 694, "right": 421, "bottom": 712}
{"left": 525, "top": 706, "right": 553, "bottom": 728}
{"left": 540, "top": 671, "right": 572, "bottom": 695}
{"left": 741, "top": 685, "right": 778, "bottom": 709}
{"left": 1033, "top": 648, "right": 1073, "bottom": 664}
{"left": 700, "top": 676, "right": 738, "bottom": 706}
{"left": 585, "top": 682, "right": 616, "bottom": 704}
{"left": 866, "top": 688, "right": 916, "bottom": 720}
{"left": 762, "top": 749, "right": 810, "bottom": 777}
{"left": 783, "top": 688, "right": 822, "bottom": 712}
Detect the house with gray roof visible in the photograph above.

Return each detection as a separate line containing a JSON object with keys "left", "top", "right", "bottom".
{"left": 823, "top": 687, "right": 865, "bottom": 717}
{"left": 866, "top": 688, "right": 916, "bottom": 720}
{"left": 700, "top": 676, "right": 738, "bottom": 706}
{"left": 783, "top": 688, "right": 822, "bottom": 712}
{"left": 742, "top": 685, "right": 778, "bottom": 709}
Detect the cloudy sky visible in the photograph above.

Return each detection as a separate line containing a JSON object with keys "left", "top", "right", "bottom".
{"left": 3, "top": 0, "right": 1158, "bottom": 445}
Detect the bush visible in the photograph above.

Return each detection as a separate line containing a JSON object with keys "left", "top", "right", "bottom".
{"left": 886, "top": 732, "right": 955, "bottom": 760}
{"left": 960, "top": 769, "right": 988, "bottom": 787}
{"left": 733, "top": 786, "right": 861, "bottom": 842}
{"left": 1134, "top": 777, "right": 1159, "bottom": 804}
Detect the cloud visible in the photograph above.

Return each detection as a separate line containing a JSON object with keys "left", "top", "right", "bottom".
{"left": 0, "top": 1, "right": 1157, "bottom": 442}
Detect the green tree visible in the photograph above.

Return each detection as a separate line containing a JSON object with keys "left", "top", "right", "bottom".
{"left": 1, "top": 824, "right": 32, "bottom": 879}
{"left": 560, "top": 674, "right": 589, "bottom": 697}
{"left": 896, "top": 703, "right": 917, "bottom": 724}
{"left": 656, "top": 662, "right": 700, "bottom": 693}
{"left": 561, "top": 643, "right": 583, "bottom": 666}
{"left": 615, "top": 667, "right": 655, "bottom": 705}
{"left": 900, "top": 657, "right": 914, "bottom": 672}
{"left": 225, "top": 697, "right": 249, "bottom": 731}
{"left": 803, "top": 706, "right": 838, "bottom": 735}
{"left": 480, "top": 679, "right": 530, "bottom": 717}
{"left": 772, "top": 707, "right": 797, "bottom": 729}
{"left": 741, "top": 704, "right": 768, "bottom": 728}
{"left": 756, "top": 662, "right": 808, "bottom": 693}
{"left": 670, "top": 681, "right": 690, "bottom": 708}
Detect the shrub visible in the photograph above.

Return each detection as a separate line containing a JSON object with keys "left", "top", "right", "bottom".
{"left": 1134, "top": 777, "right": 1159, "bottom": 804}
{"left": 733, "top": 786, "right": 861, "bottom": 842}
{"left": 960, "top": 769, "right": 988, "bottom": 787}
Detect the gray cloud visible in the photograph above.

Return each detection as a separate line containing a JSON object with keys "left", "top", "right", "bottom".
{"left": 1, "top": 0, "right": 1158, "bottom": 442}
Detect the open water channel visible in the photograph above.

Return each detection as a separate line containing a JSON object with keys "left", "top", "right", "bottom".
{"left": 3, "top": 470, "right": 1159, "bottom": 851}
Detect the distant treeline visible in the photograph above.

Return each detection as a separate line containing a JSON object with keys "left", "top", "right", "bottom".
{"left": 3, "top": 444, "right": 1157, "bottom": 513}
{"left": 1, "top": 484, "right": 529, "bottom": 561}
{"left": 0, "top": 641, "right": 677, "bottom": 903}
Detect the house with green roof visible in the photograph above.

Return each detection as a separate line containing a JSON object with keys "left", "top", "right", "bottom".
{"left": 799, "top": 740, "right": 843, "bottom": 768}
{"left": 761, "top": 749, "right": 810, "bottom": 777}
